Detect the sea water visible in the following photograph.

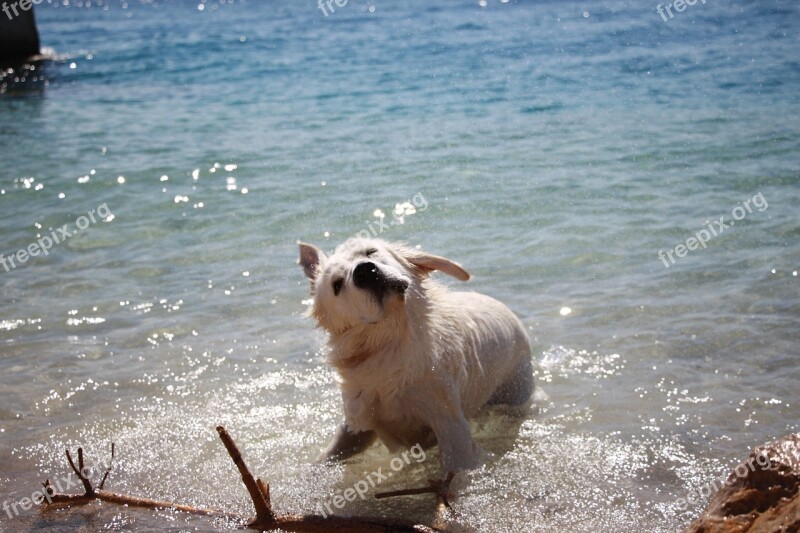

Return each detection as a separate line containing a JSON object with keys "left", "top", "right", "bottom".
{"left": 1, "top": 1, "right": 798, "bottom": 531}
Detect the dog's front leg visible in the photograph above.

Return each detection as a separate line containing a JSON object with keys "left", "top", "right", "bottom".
{"left": 430, "top": 413, "right": 486, "bottom": 472}
{"left": 318, "top": 423, "right": 376, "bottom": 463}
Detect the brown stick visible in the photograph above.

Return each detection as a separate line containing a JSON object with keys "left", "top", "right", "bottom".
{"left": 64, "top": 448, "right": 93, "bottom": 495}
{"left": 375, "top": 472, "right": 456, "bottom": 512}
{"left": 40, "top": 426, "right": 444, "bottom": 532}
{"left": 44, "top": 488, "right": 240, "bottom": 519}
{"left": 256, "top": 478, "right": 271, "bottom": 508}
{"left": 215, "top": 425, "right": 276, "bottom": 526}
{"left": 376, "top": 486, "right": 442, "bottom": 499}
{"left": 98, "top": 442, "right": 115, "bottom": 490}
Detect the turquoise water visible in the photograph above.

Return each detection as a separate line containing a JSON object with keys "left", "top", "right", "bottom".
{"left": 1, "top": 1, "right": 799, "bottom": 531}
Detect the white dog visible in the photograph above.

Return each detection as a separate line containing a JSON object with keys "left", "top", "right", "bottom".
{"left": 298, "top": 238, "right": 533, "bottom": 473}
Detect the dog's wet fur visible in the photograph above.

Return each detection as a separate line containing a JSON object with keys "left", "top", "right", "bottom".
{"left": 298, "top": 237, "right": 533, "bottom": 472}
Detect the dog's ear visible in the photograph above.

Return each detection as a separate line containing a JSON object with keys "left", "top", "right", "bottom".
{"left": 298, "top": 241, "right": 326, "bottom": 283}
{"left": 400, "top": 247, "right": 470, "bottom": 281}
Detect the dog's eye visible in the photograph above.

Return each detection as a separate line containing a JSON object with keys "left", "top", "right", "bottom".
{"left": 365, "top": 248, "right": 377, "bottom": 257}
{"left": 332, "top": 278, "right": 344, "bottom": 295}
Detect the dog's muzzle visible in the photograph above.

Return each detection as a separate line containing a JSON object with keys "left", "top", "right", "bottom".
{"left": 353, "top": 261, "right": 409, "bottom": 298}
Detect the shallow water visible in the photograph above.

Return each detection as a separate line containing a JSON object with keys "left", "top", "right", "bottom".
{"left": 1, "top": 0, "right": 799, "bottom": 531}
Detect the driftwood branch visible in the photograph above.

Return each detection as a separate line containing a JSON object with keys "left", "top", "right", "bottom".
{"left": 42, "top": 481, "right": 237, "bottom": 519}
{"left": 98, "top": 442, "right": 114, "bottom": 490}
{"left": 216, "top": 425, "right": 276, "bottom": 527}
{"left": 65, "top": 447, "right": 93, "bottom": 495}
{"left": 376, "top": 471, "right": 456, "bottom": 512}
{"left": 40, "top": 426, "right": 444, "bottom": 532}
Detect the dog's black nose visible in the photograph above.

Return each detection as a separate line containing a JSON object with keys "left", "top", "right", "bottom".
{"left": 353, "top": 261, "right": 380, "bottom": 289}
{"left": 354, "top": 262, "right": 407, "bottom": 296}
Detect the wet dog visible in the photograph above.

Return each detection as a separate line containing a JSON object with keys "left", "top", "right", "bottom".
{"left": 298, "top": 237, "right": 533, "bottom": 473}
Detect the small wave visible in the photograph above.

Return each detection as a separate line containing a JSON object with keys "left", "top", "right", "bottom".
{"left": 520, "top": 102, "right": 563, "bottom": 114}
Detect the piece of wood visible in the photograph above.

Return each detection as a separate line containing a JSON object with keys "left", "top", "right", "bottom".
{"left": 376, "top": 471, "right": 456, "bottom": 512}
{"left": 39, "top": 425, "right": 444, "bottom": 532}
{"left": 43, "top": 485, "right": 240, "bottom": 520}
{"left": 216, "top": 425, "right": 275, "bottom": 526}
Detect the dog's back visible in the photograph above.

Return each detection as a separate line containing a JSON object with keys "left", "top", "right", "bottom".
{"left": 423, "top": 286, "right": 533, "bottom": 415}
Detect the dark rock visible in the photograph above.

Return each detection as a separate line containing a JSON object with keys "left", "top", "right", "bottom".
{"left": 684, "top": 433, "right": 800, "bottom": 533}
{"left": 0, "top": 7, "right": 40, "bottom": 65}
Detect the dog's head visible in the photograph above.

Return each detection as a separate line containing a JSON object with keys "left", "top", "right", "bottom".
{"left": 298, "top": 238, "right": 470, "bottom": 335}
